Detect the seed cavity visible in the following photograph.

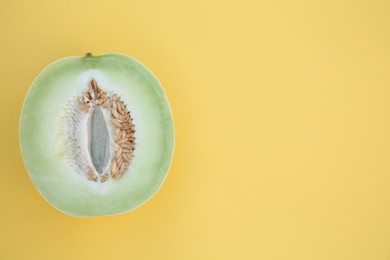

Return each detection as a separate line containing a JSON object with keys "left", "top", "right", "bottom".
{"left": 89, "top": 106, "right": 109, "bottom": 174}
{"left": 64, "top": 79, "right": 136, "bottom": 183}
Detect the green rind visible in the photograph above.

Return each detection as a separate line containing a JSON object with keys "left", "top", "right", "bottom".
{"left": 19, "top": 53, "right": 175, "bottom": 217}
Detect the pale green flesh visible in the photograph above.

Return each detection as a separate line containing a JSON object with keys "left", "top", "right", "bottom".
{"left": 19, "top": 53, "right": 174, "bottom": 217}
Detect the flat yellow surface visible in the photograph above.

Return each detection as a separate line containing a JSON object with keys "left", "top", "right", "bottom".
{"left": 1, "top": 0, "right": 390, "bottom": 259}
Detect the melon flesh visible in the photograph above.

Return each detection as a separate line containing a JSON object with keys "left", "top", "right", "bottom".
{"left": 19, "top": 53, "right": 175, "bottom": 217}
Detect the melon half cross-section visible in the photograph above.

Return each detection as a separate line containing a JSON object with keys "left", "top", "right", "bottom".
{"left": 19, "top": 53, "right": 175, "bottom": 217}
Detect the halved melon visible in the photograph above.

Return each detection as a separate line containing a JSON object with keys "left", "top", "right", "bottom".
{"left": 19, "top": 53, "right": 174, "bottom": 217}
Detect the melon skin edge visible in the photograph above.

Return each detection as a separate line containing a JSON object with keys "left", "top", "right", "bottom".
{"left": 19, "top": 53, "right": 175, "bottom": 217}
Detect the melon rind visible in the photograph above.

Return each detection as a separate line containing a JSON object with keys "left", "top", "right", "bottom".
{"left": 19, "top": 53, "right": 175, "bottom": 217}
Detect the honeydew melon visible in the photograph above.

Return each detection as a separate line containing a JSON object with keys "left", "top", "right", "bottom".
{"left": 19, "top": 53, "right": 174, "bottom": 217}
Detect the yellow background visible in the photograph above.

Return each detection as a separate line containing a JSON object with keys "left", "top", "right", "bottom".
{"left": 1, "top": 0, "right": 390, "bottom": 259}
